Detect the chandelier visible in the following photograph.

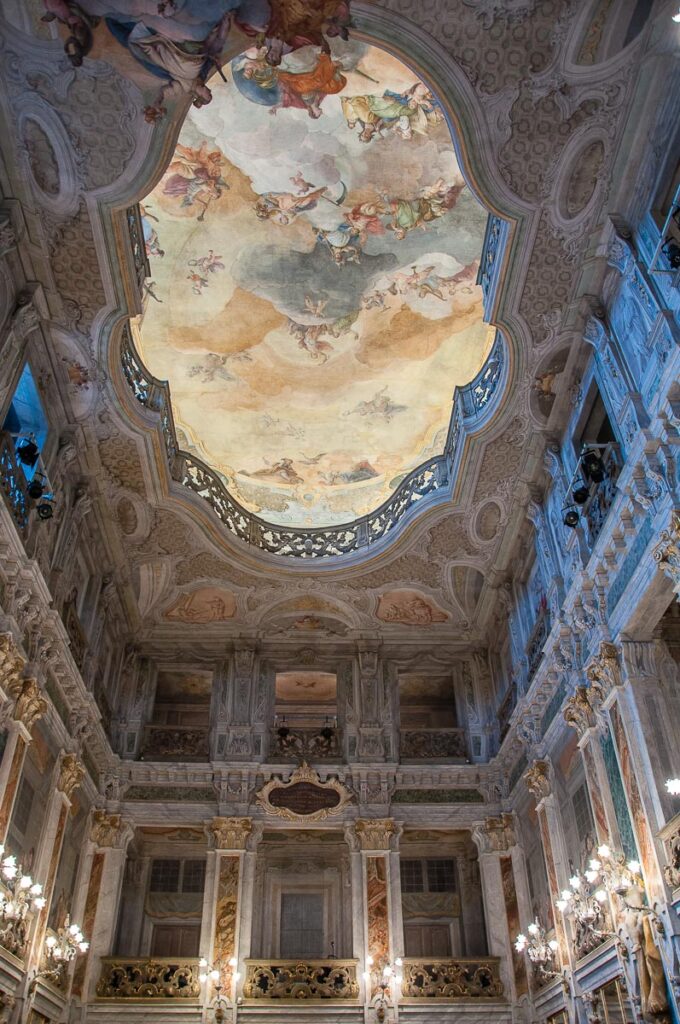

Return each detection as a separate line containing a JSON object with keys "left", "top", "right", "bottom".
{"left": 0, "top": 849, "right": 46, "bottom": 958}
{"left": 514, "top": 920, "right": 559, "bottom": 981}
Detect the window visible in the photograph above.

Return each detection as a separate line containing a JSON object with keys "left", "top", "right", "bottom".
{"left": 149, "top": 859, "right": 180, "bottom": 893}
{"left": 13, "top": 777, "right": 34, "bottom": 836}
{"left": 2, "top": 364, "right": 49, "bottom": 480}
{"left": 401, "top": 858, "right": 457, "bottom": 894}
{"left": 280, "top": 893, "right": 324, "bottom": 958}
{"left": 181, "top": 860, "right": 206, "bottom": 893}
{"left": 572, "top": 783, "right": 595, "bottom": 844}
{"left": 400, "top": 860, "right": 424, "bottom": 893}
{"left": 427, "top": 859, "right": 457, "bottom": 893}
{"left": 149, "top": 858, "right": 206, "bottom": 894}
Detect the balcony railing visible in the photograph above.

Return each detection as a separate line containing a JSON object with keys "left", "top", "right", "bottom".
{"left": 399, "top": 728, "right": 467, "bottom": 761}
{"left": 96, "top": 957, "right": 201, "bottom": 999}
{"left": 400, "top": 957, "right": 504, "bottom": 999}
{"left": 126, "top": 205, "right": 151, "bottom": 299}
{"left": 0, "top": 433, "right": 28, "bottom": 533}
{"left": 119, "top": 315, "right": 506, "bottom": 560}
{"left": 269, "top": 725, "right": 341, "bottom": 761}
{"left": 140, "top": 725, "right": 209, "bottom": 761}
{"left": 243, "top": 959, "right": 359, "bottom": 1000}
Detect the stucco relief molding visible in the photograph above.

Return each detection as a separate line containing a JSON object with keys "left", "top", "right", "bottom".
{"left": 563, "top": 685, "right": 603, "bottom": 738}
{"left": 206, "top": 816, "right": 253, "bottom": 851}
{"left": 0, "top": 630, "right": 26, "bottom": 698}
{"left": 523, "top": 759, "right": 552, "bottom": 802}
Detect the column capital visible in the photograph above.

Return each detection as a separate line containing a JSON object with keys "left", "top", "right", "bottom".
{"left": 57, "top": 752, "right": 85, "bottom": 798}
{"left": 563, "top": 685, "right": 603, "bottom": 738}
{"left": 0, "top": 632, "right": 26, "bottom": 698}
{"left": 206, "top": 816, "right": 254, "bottom": 851}
{"left": 523, "top": 759, "right": 552, "bottom": 801}
{"left": 352, "top": 817, "right": 401, "bottom": 851}
{"left": 585, "top": 641, "right": 622, "bottom": 697}
{"left": 12, "top": 677, "right": 47, "bottom": 730}
{"left": 472, "top": 813, "right": 516, "bottom": 854}
{"left": 90, "top": 810, "right": 134, "bottom": 850}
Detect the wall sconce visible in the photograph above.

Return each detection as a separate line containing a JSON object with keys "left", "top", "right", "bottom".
{"left": 199, "top": 957, "right": 238, "bottom": 1023}
{"left": 41, "top": 916, "right": 88, "bottom": 987}
{"left": 0, "top": 848, "right": 46, "bottom": 959}
{"left": 368, "top": 958, "right": 402, "bottom": 1022}
{"left": 514, "top": 919, "right": 559, "bottom": 981}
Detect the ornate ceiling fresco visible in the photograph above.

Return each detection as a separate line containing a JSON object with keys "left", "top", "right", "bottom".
{"left": 136, "top": 40, "right": 491, "bottom": 526}
{"left": 1, "top": 0, "right": 651, "bottom": 649}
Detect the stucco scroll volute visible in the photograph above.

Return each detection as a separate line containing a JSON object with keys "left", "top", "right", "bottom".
{"left": 653, "top": 512, "right": 680, "bottom": 598}
{"left": 563, "top": 685, "right": 603, "bottom": 738}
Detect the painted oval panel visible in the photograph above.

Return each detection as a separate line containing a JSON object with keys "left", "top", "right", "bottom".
{"left": 138, "top": 39, "right": 492, "bottom": 527}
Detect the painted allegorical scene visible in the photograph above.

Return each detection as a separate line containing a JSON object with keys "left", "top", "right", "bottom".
{"left": 78, "top": 3, "right": 493, "bottom": 526}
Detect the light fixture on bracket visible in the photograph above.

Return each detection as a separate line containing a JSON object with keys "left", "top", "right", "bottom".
{"left": 15, "top": 435, "right": 39, "bottom": 469}
{"left": 199, "top": 956, "right": 239, "bottom": 1023}
{"left": 562, "top": 504, "right": 580, "bottom": 529}
{"left": 666, "top": 779, "right": 680, "bottom": 796}
{"left": 561, "top": 443, "right": 614, "bottom": 529}
{"left": 514, "top": 919, "right": 559, "bottom": 982}
{"left": 366, "top": 958, "right": 403, "bottom": 1023}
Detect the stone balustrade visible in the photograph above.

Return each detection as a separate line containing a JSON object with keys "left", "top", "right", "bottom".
{"left": 269, "top": 724, "right": 342, "bottom": 761}
{"left": 140, "top": 725, "right": 209, "bottom": 761}
{"left": 243, "top": 959, "right": 359, "bottom": 1000}
{"left": 96, "top": 958, "right": 201, "bottom": 999}
{"left": 400, "top": 958, "right": 504, "bottom": 999}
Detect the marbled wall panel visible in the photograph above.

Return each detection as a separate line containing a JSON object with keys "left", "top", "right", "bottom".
{"left": 72, "top": 852, "right": 104, "bottom": 997}
{"left": 609, "top": 704, "right": 656, "bottom": 884}
{"left": 582, "top": 742, "right": 610, "bottom": 844}
{"left": 0, "top": 735, "right": 26, "bottom": 842}
{"left": 538, "top": 810, "right": 568, "bottom": 965}
{"left": 501, "top": 854, "right": 528, "bottom": 996}
{"left": 214, "top": 854, "right": 240, "bottom": 990}
{"left": 366, "top": 855, "right": 389, "bottom": 974}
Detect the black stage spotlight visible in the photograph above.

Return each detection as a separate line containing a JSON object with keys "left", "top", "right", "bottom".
{"left": 572, "top": 485, "right": 590, "bottom": 505}
{"left": 36, "top": 500, "right": 54, "bottom": 521}
{"left": 16, "top": 437, "right": 39, "bottom": 468}
{"left": 27, "top": 474, "right": 45, "bottom": 500}
{"left": 582, "top": 449, "right": 605, "bottom": 483}
{"left": 563, "top": 506, "right": 579, "bottom": 528}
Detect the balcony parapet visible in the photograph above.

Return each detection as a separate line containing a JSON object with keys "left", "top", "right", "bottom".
{"left": 269, "top": 725, "right": 341, "bottom": 761}
{"left": 119, "top": 315, "right": 506, "bottom": 561}
{"left": 96, "top": 957, "right": 201, "bottom": 1000}
{"left": 140, "top": 725, "right": 209, "bottom": 762}
{"left": 399, "top": 728, "right": 467, "bottom": 762}
{"left": 400, "top": 957, "right": 504, "bottom": 1000}
{"left": 242, "top": 959, "right": 359, "bottom": 1001}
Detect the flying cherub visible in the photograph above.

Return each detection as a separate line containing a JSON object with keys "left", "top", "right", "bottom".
{"left": 304, "top": 295, "right": 328, "bottom": 317}
{"left": 290, "top": 170, "right": 315, "bottom": 193}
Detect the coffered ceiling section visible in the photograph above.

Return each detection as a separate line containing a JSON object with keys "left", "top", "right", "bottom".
{"left": 136, "top": 39, "right": 492, "bottom": 528}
